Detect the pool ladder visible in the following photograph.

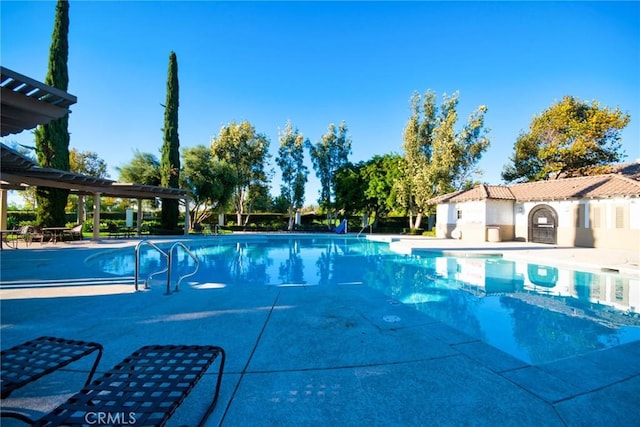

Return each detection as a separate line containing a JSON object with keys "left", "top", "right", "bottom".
{"left": 203, "top": 224, "right": 222, "bottom": 235}
{"left": 134, "top": 241, "right": 199, "bottom": 294}
{"left": 357, "top": 224, "right": 372, "bottom": 238}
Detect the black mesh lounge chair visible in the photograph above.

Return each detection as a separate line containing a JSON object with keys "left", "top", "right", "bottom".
{"left": 33, "top": 344, "right": 225, "bottom": 427}
{"left": 1, "top": 336, "right": 103, "bottom": 399}
{"left": 1, "top": 336, "right": 103, "bottom": 421}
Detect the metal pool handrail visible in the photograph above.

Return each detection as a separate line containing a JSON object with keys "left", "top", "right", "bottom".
{"left": 168, "top": 242, "right": 199, "bottom": 293}
{"left": 357, "top": 224, "right": 371, "bottom": 238}
{"left": 134, "top": 240, "right": 169, "bottom": 293}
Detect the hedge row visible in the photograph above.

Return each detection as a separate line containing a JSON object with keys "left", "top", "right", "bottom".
{"left": 6, "top": 210, "right": 432, "bottom": 234}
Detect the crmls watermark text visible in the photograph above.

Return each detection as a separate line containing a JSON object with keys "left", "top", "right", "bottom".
{"left": 84, "top": 412, "right": 137, "bottom": 425}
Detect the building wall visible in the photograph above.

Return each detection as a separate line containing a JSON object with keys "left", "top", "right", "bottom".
{"left": 438, "top": 196, "right": 639, "bottom": 250}
{"left": 486, "top": 199, "right": 515, "bottom": 241}
{"left": 435, "top": 204, "right": 452, "bottom": 238}
{"left": 436, "top": 200, "right": 517, "bottom": 241}
{"left": 435, "top": 200, "right": 486, "bottom": 241}
{"left": 513, "top": 202, "right": 528, "bottom": 241}
{"left": 514, "top": 198, "right": 640, "bottom": 251}
{"left": 578, "top": 198, "right": 640, "bottom": 251}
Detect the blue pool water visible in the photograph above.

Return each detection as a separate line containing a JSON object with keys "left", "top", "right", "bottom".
{"left": 88, "top": 235, "right": 640, "bottom": 365}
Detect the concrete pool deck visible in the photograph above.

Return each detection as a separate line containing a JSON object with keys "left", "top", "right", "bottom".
{"left": 1, "top": 235, "right": 639, "bottom": 426}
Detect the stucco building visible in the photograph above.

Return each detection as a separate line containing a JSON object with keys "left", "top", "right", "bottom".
{"left": 429, "top": 164, "right": 640, "bottom": 251}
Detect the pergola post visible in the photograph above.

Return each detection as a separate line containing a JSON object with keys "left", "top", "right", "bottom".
{"left": 77, "top": 195, "right": 85, "bottom": 224}
{"left": 136, "top": 199, "right": 143, "bottom": 236}
{"left": 0, "top": 189, "right": 8, "bottom": 230}
{"left": 183, "top": 197, "right": 190, "bottom": 236}
{"left": 92, "top": 192, "right": 101, "bottom": 241}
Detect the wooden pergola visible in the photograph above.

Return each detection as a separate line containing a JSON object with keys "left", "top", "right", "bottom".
{"left": 0, "top": 67, "right": 191, "bottom": 238}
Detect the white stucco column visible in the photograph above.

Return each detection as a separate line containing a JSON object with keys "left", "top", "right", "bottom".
{"left": 92, "top": 193, "right": 101, "bottom": 241}
{"left": 77, "top": 195, "right": 85, "bottom": 224}
{"left": 136, "top": 199, "right": 143, "bottom": 236}
{"left": 0, "top": 190, "right": 8, "bottom": 230}
{"left": 183, "top": 198, "right": 190, "bottom": 235}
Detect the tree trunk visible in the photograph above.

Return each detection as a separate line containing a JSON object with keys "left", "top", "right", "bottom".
{"left": 414, "top": 212, "right": 423, "bottom": 229}
{"left": 243, "top": 213, "right": 251, "bottom": 227}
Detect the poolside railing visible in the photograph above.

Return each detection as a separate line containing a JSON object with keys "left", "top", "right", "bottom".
{"left": 357, "top": 224, "right": 372, "bottom": 238}
{"left": 168, "top": 242, "right": 199, "bottom": 292}
{"left": 134, "top": 240, "right": 199, "bottom": 294}
{"left": 134, "top": 241, "right": 169, "bottom": 293}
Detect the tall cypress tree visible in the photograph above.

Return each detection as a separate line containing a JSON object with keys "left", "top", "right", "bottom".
{"left": 34, "top": 0, "right": 70, "bottom": 226}
{"left": 160, "top": 51, "right": 180, "bottom": 230}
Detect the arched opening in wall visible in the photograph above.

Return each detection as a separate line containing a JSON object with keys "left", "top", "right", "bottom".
{"left": 527, "top": 264, "right": 559, "bottom": 287}
{"left": 528, "top": 204, "right": 557, "bottom": 244}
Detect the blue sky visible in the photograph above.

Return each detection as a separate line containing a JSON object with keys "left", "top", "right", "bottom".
{"left": 2, "top": 1, "right": 639, "bottom": 207}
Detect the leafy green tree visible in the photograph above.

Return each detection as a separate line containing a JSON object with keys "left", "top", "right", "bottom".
{"left": 160, "top": 51, "right": 180, "bottom": 230}
{"left": 502, "top": 96, "right": 630, "bottom": 182}
{"left": 116, "top": 151, "right": 161, "bottom": 212}
{"left": 361, "top": 154, "right": 403, "bottom": 225}
{"left": 335, "top": 154, "right": 403, "bottom": 229}
{"left": 180, "top": 145, "right": 236, "bottom": 228}
{"left": 246, "top": 182, "right": 273, "bottom": 214}
{"left": 399, "top": 91, "right": 489, "bottom": 229}
{"left": 68, "top": 148, "right": 109, "bottom": 220}
{"left": 34, "top": 0, "right": 70, "bottom": 226}
{"left": 398, "top": 91, "right": 435, "bottom": 229}
{"left": 271, "top": 194, "right": 290, "bottom": 213}
{"left": 276, "top": 121, "right": 308, "bottom": 230}
{"left": 308, "top": 122, "right": 352, "bottom": 227}
{"left": 334, "top": 162, "right": 365, "bottom": 215}
{"left": 117, "top": 151, "right": 161, "bottom": 185}
{"left": 210, "top": 121, "right": 271, "bottom": 225}
{"left": 69, "top": 148, "right": 108, "bottom": 178}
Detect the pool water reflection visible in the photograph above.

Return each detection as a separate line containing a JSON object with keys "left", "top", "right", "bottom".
{"left": 88, "top": 236, "right": 640, "bottom": 364}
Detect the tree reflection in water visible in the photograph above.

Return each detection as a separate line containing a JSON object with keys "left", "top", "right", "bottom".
{"left": 278, "top": 239, "right": 305, "bottom": 285}
{"left": 92, "top": 237, "right": 640, "bottom": 364}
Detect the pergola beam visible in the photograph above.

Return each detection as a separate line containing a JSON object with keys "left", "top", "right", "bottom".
{"left": 1, "top": 66, "right": 77, "bottom": 137}
{"left": 0, "top": 171, "right": 187, "bottom": 200}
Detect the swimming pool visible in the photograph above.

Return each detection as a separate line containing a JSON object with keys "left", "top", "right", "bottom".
{"left": 87, "top": 235, "right": 640, "bottom": 365}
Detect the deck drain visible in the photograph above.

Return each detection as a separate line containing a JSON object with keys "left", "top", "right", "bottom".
{"left": 383, "top": 315, "right": 401, "bottom": 323}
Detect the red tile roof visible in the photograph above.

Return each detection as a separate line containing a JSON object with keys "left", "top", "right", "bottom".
{"left": 427, "top": 174, "right": 640, "bottom": 205}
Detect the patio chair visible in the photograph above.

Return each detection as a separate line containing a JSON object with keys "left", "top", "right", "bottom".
{"left": 12, "top": 225, "right": 32, "bottom": 246}
{"left": 8, "top": 344, "right": 226, "bottom": 427}
{"left": 107, "top": 223, "right": 121, "bottom": 238}
{"left": 63, "top": 223, "right": 84, "bottom": 241}
{"left": 28, "top": 226, "right": 48, "bottom": 244}
{"left": 1, "top": 336, "right": 103, "bottom": 421}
